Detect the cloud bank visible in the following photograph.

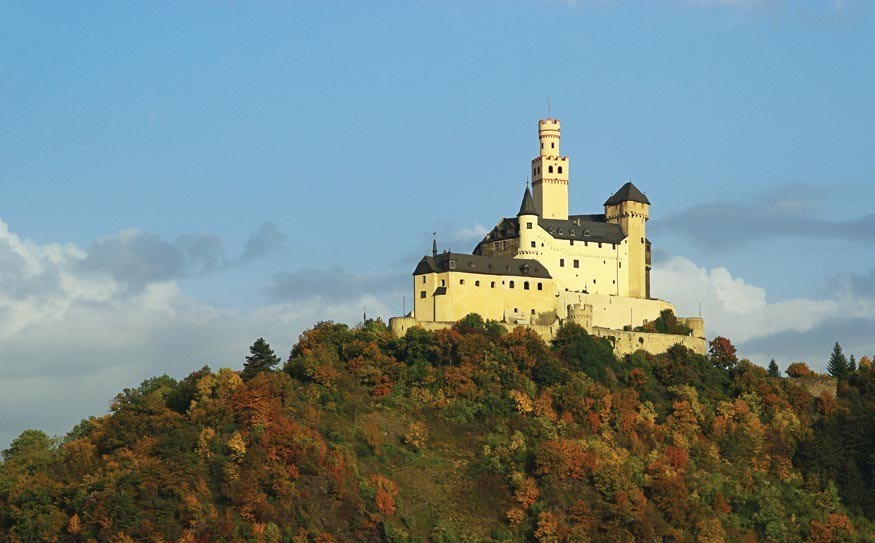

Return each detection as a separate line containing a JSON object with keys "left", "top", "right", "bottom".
{"left": 0, "top": 218, "right": 384, "bottom": 452}
{"left": 652, "top": 255, "right": 875, "bottom": 369}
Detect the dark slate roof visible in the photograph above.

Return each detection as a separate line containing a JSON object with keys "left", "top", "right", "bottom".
{"left": 475, "top": 214, "right": 626, "bottom": 250}
{"left": 413, "top": 252, "right": 551, "bottom": 278}
{"left": 518, "top": 186, "right": 538, "bottom": 216}
{"left": 604, "top": 182, "right": 650, "bottom": 206}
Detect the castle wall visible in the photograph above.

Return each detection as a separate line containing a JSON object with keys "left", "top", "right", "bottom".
{"left": 590, "top": 327, "right": 706, "bottom": 356}
{"left": 559, "top": 292, "right": 674, "bottom": 330}
{"left": 389, "top": 317, "right": 706, "bottom": 357}
{"left": 413, "top": 269, "right": 557, "bottom": 325}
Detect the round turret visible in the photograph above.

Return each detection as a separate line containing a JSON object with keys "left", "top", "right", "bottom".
{"left": 538, "top": 118, "right": 561, "bottom": 157}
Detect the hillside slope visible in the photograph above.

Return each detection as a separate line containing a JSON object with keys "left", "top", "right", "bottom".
{"left": 2, "top": 316, "right": 875, "bottom": 542}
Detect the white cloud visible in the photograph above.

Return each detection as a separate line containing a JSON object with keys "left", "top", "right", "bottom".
{"left": 0, "top": 218, "right": 389, "bottom": 451}
{"left": 452, "top": 223, "right": 489, "bottom": 244}
{"left": 652, "top": 255, "right": 875, "bottom": 352}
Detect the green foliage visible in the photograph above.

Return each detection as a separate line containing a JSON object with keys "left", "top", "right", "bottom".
{"left": 241, "top": 337, "right": 280, "bottom": 381}
{"left": 768, "top": 358, "right": 781, "bottom": 378}
{"left": 828, "top": 341, "right": 850, "bottom": 379}
{"left": 3, "top": 322, "right": 875, "bottom": 542}
{"left": 634, "top": 308, "right": 693, "bottom": 336}
{"left": 551, "top": 322, "right": 616, "bottom": 381}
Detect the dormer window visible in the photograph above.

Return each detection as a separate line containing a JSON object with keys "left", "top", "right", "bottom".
{"left": 558, "top": 228, "right": 563, "bottom": 234}
{"left": 449, "top": 259, "right": 456, "bottom": 270}
{"left": 584, "top": 230, "right": 590, "bottom": 237}
{"left": 570, "top": 230, "right": 575, "bottom": 236}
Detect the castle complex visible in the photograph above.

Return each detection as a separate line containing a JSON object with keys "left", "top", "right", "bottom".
{"left": 389, "top": 118, "right": 705, "bottom": 356}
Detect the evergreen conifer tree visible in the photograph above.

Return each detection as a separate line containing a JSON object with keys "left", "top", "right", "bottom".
{"left": 241, "top": 337, "right": 280, "bottom": 381}
{"left": 848, "top": 355, "right": 857, "bottom": 372}
{"left": 827, "top": 342, "right": 849, "bottom": 379}
{"left": 767, "top": 359, "right": 780, "bottom": 378}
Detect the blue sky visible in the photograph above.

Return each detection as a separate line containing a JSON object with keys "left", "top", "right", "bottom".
{"left": 1, "top": 0, "right": 873, "bottom": 449}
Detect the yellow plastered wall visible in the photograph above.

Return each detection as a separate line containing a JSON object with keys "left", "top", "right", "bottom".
{"left": 605, "top": 200, "right": 648, "bottom": 298}
{"left": 413, "top": 270, "right": 556, "bottom": 324}
{"left": 513, "top": 220, "right": 631, "bottom": 297}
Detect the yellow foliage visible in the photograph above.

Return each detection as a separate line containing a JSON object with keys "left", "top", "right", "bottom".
{"left": 510, "top": 390, "right": 534, "bottom": 414}
{"left": 228, "top": 431, "right": 247, "bottom": 462}
{"left": 403, "top": 421, "right": 428, "bottom": 451}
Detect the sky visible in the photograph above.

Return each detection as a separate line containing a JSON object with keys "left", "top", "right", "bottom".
{"left": 1, "top": 0, "right": 873, "bottom": 450}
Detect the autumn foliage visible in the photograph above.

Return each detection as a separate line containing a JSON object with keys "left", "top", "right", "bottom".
{"left": 2, "top": 316, "right": 875, "bottom": 542}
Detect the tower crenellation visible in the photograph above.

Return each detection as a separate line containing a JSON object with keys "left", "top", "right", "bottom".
{"left": 531, "top": 118, "right": 569, "bottom": 220}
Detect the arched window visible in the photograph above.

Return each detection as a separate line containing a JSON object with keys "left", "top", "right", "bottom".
{"left": 548, "top": 165, "right": 554, "bottom": 173}
{"left": 537, "top": 282, "right": 543, "bottom": 291}
{"left": 524, "top": 281, "right": 530, "bottom": 290}
{"left": 558, "top": 166, "right": 563, "bottom": 174}
{"left": 509, "top": 280, "right": 515, "bottom": 289}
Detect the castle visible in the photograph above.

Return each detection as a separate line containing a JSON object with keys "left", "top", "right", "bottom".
{"left": 389, "top": 118, "right": 705, "bottom": 356}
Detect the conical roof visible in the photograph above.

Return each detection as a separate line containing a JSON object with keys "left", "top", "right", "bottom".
{"left": 518, "top": 186, "right": 538, "bottom": 216}
{"left": 604, "top": 182, "right": 650, "bottom": 206}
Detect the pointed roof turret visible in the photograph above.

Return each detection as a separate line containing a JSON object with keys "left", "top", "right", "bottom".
{"left": 604, "top": 181, "right": 650, "bottom": 206}
{"left": 518, "top": 186, "right": 538, "bottom": 216}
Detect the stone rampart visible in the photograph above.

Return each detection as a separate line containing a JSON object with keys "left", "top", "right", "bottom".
{"left": 389, "top": 316, "right": 706, "bottom": 357}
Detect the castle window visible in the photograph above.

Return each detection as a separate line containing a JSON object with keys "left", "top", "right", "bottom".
{"left": 551, "top": 142, "right": 555, "bottom": 148}
{"left": 475, "top": 280, "right": 480, "bottom": 287}
{"left": 526, "top": 222, "right": 532, "bottom": 229}
{"left": 558, "top": 228, "right": 563, "bottom": 234}
{"left": 420, "top": 291, "right": 426, "bottom": 298}
{"left": 493, "top": 242, "right": 499, "bottom": 251}
{"left": 584, "top": 230, "right": 590, "bottom": 237}
{"left": 548, "top": 165, "right": 554, "bottom": 173}
{"left": 422, "top": 276, "right": 426, "bottom": 283}
{"left": 570, "top": 230, "right": 575, "bottom": 236}
{"left": 502, "top": 241, "right": 507, "bottom": 250}
{"left": 593, "top": 279, "right": 597, "bottom": 284}
{"left": 460, "top": 279, "right": 465, "bottom": 285}
{"left": 537, "top": 283, "right": 543, "bottom": 290}
{"left": 531, "top": 309, "right": 536, "bottom": 314}
{"left": 531, "top": 241, "right": 536, "bottom": 248}
{"left": 540, "top": 143, "right": 543, "bottom": 149}
{"left": 509, "top": 281, "right": 515, "bottom": 288}
{"left": 491, "top": 281, "right": 496, "bottom": 288}
{"left": 560, "top": 258, "right": 565, "bottom": 267}
{"left": 570, "top": 240, "right": 574, "bottom": 246}
{"left": 558, "top": 166, "right": 563, "bottom": 174}
{"left": 449, "top": 259, "right": 456, "bottom": 269}
{"left": 524, "top": 281, "right": 530, "bottom": 290}
{"left": 619, "top": 262, "right": 622, "bottom": 268}
{"left": 440, "top": 279, "right": 446, "bottom": 286}
{"left": 641, "top": 237, "right": 644, "bottom": 243}
{"left": 598, "top": 242, "right": 602, "bottom": 248}
{"left": 573, "top": 259, "right": 579, "bottom": 268}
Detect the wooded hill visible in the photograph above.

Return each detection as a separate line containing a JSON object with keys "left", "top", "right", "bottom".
{"left": 2, "top": 315, "right": 875, "bottom": 543}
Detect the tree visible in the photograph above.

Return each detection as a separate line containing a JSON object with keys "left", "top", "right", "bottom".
{"left": 708, "top": 336, "right": 738, "bottom": 370}
{"left": 241, "top": 338, "right": 280, "bottom": 381}
{"left": 848, "top": 355, "right": 857, "bottom": 373}
{"left": 767, "top": 359, "right": 781, "bottom": 378}
{"left": 786, "top": 362, "right": 812, "bottom": 378}
{"left": 827, "top": 342, "right": 849, "bottom": 379}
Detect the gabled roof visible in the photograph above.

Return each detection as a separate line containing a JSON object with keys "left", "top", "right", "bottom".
{"left": 413, "top": 252, "right": 551, "bottom": 279}
{"left": 604, "top": 182, "right": 650, "bottom": 206}
{"left": 518, "top": 186, "right": 538, "bottom": 216}
{"left": 474, "top": 215, "right": 626, "bottom": 251}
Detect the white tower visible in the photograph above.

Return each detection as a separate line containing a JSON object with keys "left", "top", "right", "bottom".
{"left": 531, "top": 119, "right": 569, "bottom": 220}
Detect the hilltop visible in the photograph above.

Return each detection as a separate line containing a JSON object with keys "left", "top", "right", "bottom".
{"left": 2, "top": 316, "right": 875, "bottom": 542}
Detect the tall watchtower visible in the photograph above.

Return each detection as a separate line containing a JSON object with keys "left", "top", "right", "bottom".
{"left": 531, "top": 119, "right": 569, "bottom": 220}
{"left": 605, "top": 182, "right": 650, "bottom": 299}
